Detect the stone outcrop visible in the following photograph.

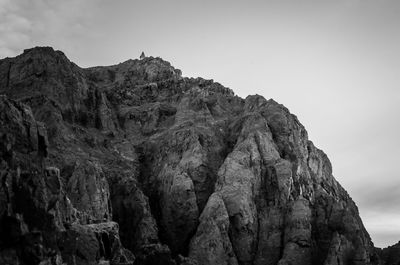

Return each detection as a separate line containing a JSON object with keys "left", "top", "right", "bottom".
{"left": 0, "top": 46, "right": 393, "bottom": 264}
{"left": 0, "top": 94, "right": 132, "bottom": 264}
{"left": 377, "top": 242, "right": 400, "bottom": 265}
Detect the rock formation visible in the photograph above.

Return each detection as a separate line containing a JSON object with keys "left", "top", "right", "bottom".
{"left": 0, "top": 46, "right": 393, "bottom": 264}
{"left": 376, "top": 242, "right": 400, "bottom": 265}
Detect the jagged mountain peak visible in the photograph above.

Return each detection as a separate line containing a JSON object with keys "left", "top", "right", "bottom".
{"left": 22, "top": 46, "right": 65, "bottom": 56}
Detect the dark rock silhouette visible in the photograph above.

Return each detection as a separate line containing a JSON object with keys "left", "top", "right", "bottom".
{"left": 376, "top": 242, "right": 400, "bottom": 265}
{"left": 0, "top": 46, "right": 392, "bottom": 264}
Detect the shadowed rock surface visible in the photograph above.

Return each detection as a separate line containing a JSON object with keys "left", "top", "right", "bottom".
{"left": 0, "top": 46, "right": 393, "bottom": 264}
{"left": 376, "top": 242, "right": 400, "bottom": 265}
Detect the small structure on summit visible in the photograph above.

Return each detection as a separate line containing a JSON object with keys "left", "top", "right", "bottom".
{"left": 140, "top": 51, "right": 146, "bottom": 60}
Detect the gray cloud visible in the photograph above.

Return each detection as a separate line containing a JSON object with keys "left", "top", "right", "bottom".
{"left": 0, "top": 0, "right": 33, "bottom": 56}
{"left": 0, "top": 0, "right": 96, "bottom": 58}
{"left": 356, "top": 182, "right": 400, "bottom": 212}
{"left": 362, "top": 210, "right": 400, "bottom": 248}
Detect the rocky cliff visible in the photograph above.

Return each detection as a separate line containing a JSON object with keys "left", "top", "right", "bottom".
{"left": 0, "top": 47, "right": 390, "bottom": 265}
{"left": 376, "top": 242, "right": 400, "bottom": 265}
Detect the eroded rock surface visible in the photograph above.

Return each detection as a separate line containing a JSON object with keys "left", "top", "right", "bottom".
{"left": 0, "top": 46, "right": 391, "bottom": 265}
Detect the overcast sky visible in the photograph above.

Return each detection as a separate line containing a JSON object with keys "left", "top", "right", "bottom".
{"left": 1, "top": 0, "right": 399, "bottom": 248}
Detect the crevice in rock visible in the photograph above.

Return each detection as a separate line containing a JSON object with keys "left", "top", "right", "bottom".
{"left": 181, "top": 227, "right": 197, "bottom": 257}
{"left": 0, "top": 172, "right": 11, "bottom": 219}
{"left": 228, "top": 215, "right": 241, "bottom": 264}
{"left": 101, "top": 232, "right": 111, "bottom": 259}
{"left": 254, "top": 208, "right": 262, "bottom": 264}
{"left": 278, "top": 225, "right": 286, "bottom": 262}
{"left": 253, "top": 134, "right": 267, "bottom": 264}
{"left": 37, "top": 131, "right": 48, "bottom": 157}
{"left": 1, "top": 134, "right": 13, "bottom": 166}
{"left": 136, "top": 144, "right": 170, "bottom": 249}
{"left": 136, "top": 145, "right": 154, "bottom": 196}
{"left": 94, "top": 90, "right": 103, "bottom": 130}
{"left": 6, "top": 62, "right": 12, "bottom": 89}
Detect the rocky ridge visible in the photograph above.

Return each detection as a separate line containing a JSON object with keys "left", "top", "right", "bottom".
{"left": 0, "top": 46, "right": 393, "bottom": 264}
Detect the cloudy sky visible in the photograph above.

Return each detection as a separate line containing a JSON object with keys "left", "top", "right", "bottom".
{"left": 1, "top": 0, "right": 399, "bottom": 248}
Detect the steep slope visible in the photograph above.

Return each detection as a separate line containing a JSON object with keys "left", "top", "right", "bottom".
{"left": 0, "top": 47, "right": 385, "bottom": 265}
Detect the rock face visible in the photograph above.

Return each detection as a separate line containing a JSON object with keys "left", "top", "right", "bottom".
{"left": 377, "top": 242, "right": 400, "bottom": 265}
{"left": 0, "top": 95, "right": 132, "bottom": 265}
{"left": 0, "top": 46, "right": 391, "bottom": 264}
